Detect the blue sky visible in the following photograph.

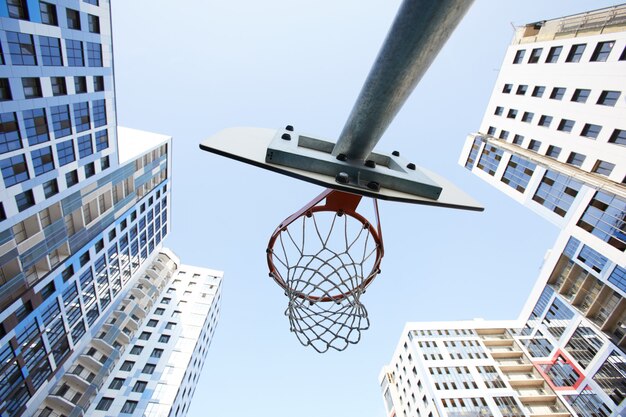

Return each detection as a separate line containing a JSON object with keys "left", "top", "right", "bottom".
{"left": 111, "top": 1, "right": 620, "bottom": 416}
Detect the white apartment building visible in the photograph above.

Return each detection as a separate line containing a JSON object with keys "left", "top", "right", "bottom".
{"left": 383, "top": 5, "right": 626, "bottom": 417}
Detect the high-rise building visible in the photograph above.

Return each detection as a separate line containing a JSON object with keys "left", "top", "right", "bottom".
{"left": 0, "top": 2, "right": 223, "bottom": 417}
{"left": 382, "top": 5, "right": 626, "bottom": 417}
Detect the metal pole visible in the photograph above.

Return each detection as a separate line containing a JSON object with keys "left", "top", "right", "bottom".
{"left": 332, "top": 0, "right": 474, "bottom": 161}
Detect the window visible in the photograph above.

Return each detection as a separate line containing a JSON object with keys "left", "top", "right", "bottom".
{"left": 566, "top": 44, "right": 586, "bottom": 62}
{"left": 43, "top": 179, "right": 58, "bottom": 198}
{"left": 79, "top": 251, "right": 90, "bottom": 266}
{"left": 592, "top": 160, "right": 615, "bottom": 176}
{"left": 0, "top": 78, "right": 11, "bottom": 101}
{"left": 78, "top": 135, "right": 93, "bottom": 158}
{"left": 84, "top": 0, "right": 99, "bottom": 4}
{"left": 39, "top": 36, "right": 62, "bottom": 66}
{"left": 84, "top": 162, "right": 95, "bottom": 177}
{"left": 73, "top": 102, "right": 90, "bottom": 132}
{"left": 151, "top": 348, "right": 163, "bottom": 358}
{"left": 121, "top": 400, "right": 138, "bottom": 414}
{"left": 1, "top": 154, "right": 29, "bottom": 186}
{"left": 158, "top": 335, "right": 170, "bottom": 343}
{"left": 597, "top": 90, "right": 620, "bottom": 106}
{"left": 139, "top": 331, "right": 151, "bottom": 340}
{"left": 95, "top": 130, "right": 109, "bottom": 151}
{"left": 120, "top": 360, "right": 134, "bottom": 371}
{"left": 22, "top": 77, "right": 42, "bottom": 98}
{"left": 40, "top": 2, "right": 58, "bottom": 25}
{"left": 66, "top": 169, "right": 78, "bottom": 187}
{"left": 516, "top": 84, "right": 527, "bottom": 95}
{"left": 7, "top": 32, "right": 37, "bottom": 65}
{"left": 487, "top": 126, "right": 495, "bottom": 135}
{"left": 93, "top": 76, "right": 104, "bottom": 92}
{"left": 590, "top": 41, "right": 614, "bottom": 62}
{"left": 545, "top": 46, "right": 562, "bottom": 63}
{"left": 571, "top": 88, "right": 590, "bottom": 103}
{"left": 93, "top": 99, "right": 106, "bottom": 127}
{"left": 23, "top": 108, "right": 49, "bottom": 145}
{"left": 56, "top": 140, "right": 75, "bottom": 166}
{"left": 132, "top": 381, "right": 147, "bottom": 393}
{"left": 66, "top": 8, "right": 81, "bottom": 29}
{"left": 580, "top": 123, "right": 601, "bottom": 139}
{"left": 557, "top": 119, "right": 575, "bottom": 133}
{"left": 538, "top": 115, "right": 552, "bottom": 127}
{"left": 155, "top": 307, "right": 165, "bottom": 315}
{"left": 142, "top": 363, "right": 156, "bottom": 374}
{"left": 579, "top": 192, "right": 626, "bottom": 251}
{"left": 165, "top": 322, "right": 175, "bottom": 330}
{"left": 512, "top": 49, "right": 525, "bottom": 64}
{"left": 51, "top": 105, "right": 72, "bottom": 137}
{"left": 494, "top": 106, "right": 503, "bottom": 116}
{"left": 502, "top": 83, "right": 512, "bottom": 94}
{"left": 74, "top": 76, "right": 87, "bottom": 94}
{"left": 66, "top": 39, "right": 84, "bottom": 66}
{"left": 550, "top": 87, "right": 566, "bottom": 100}
{"left": 161, "top": 297, "right": 171, "bottom": 304}
{"left": 532, "top": 85, "right": 545, "bottom": 97}
{"left": 528, "top": 48, "right": 542, "bottom": 63}
{"left": 0, "top": 112, "right": 22, "bottom": 154}
{"left": 567, "top": 152, "right": 586, "bottom": 167}
{"left": 609, "top": 129, "right": 626, "bottom": 145}
{"left": 95, "top": 397, "right": 114, "bottom": 411}
{"left": 51, "top": 77, "right": 67, "bottom": 96}
{"left": 546, "top": 145, "right": 561, "bottom": 158}
{"left": 499, "top": 130, "right": 509, "bottom": 140}
{"left": 8, "top": 0, "right": 29, "bottom": 20}
{"left": 88, "top": 14, "right": 100, "bottom": 33}
{"left": 109, "top": 378, "right": 124, "bottom": 390}
{"left": 533, "top": 170, "right": 582, "bottom": 217}
{"left": 15, "top": 190, "right": 35, "bottom": 211}
{"left": 130, "top": 345, "right": 143, "bottom": 355}
{"left": 521, "top": 112, "right": 534, "bottom": 123}
{"left": 512, "top": 134, "right": 524, "bottom": 145}
{"left": 87, "top": 42, "right": 102, "bottom": 67}
{"left": 147, "top": 319, "right": 158, "bottom": 327}
{"left": 100, "top": 155, "right": 109, "bottom": 170}
{"left": 32, "top": 146, "right": 54, "bottom": 175}
{"left": 506, "top": 109, "right": 517, "bottom": 119}
{"left": 528, "top": 140, "right": 541, "bottom": 152}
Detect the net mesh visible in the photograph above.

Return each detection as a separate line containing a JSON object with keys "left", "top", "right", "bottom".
{"left": 269, "top": 209, "right": 381, "bottom": 352}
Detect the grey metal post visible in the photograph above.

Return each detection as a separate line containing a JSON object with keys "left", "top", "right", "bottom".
{"left": 332, "top": 0, "right": 474, "bottom": 161}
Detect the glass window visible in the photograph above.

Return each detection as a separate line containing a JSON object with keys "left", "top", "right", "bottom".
{"left": 566, "top": 44, "right": 586, "bottom": 63}
{"left": 74, "top": 76, "right": 87, "bottom": 94}
{"left": 130, "top": 345, "right": 143, "bottom": 355}
{"left": 51, "top": 77, "right": 67, "bottom": 96}
{"left": 506, "top": 109, "right": 517, "bottom": 119}
{"left": 494, "top": 106, "right": 503, "bottom": 116}
{"left": 43, "top": 178, "right": 58, "bottom": 198}
{"left": 592, "top": 351, "right": 626, "bottom": 405}
{"left": 78, "top": 134, "right": 93, "bottom": 158}
{"left": 73, "top": 102, "right": 90, "bottom": 132}
{"left": 557, "top": 119, "right": 575, "bottom": 133}
{"left": 486, "top": 126, "right": 495, "bottom": 135}
{"left": 132, "top": 381, "right": 147, "bottom": 393}
{"left": 15, "top": 189, "right": 35, "bottom": 211}
{"left": 0, "top": 112, "right": 22, "bottom": 154}
{"left": 93, "top": 76, "right": 104, "bottom": 92}
{"left": 150, "top": 348, "right": 163, "bottom": 358}
{"left": 550, "top": 87, "right": 566, "bottom": 100}
{"left": 512, "top": 134, "right": 524, "bottom": 145}
{"left": 139, "top": 331, "right": 151, "bottom": 340}
{"left": 120, "top": 360, "right": 134, "bottom": 371}
{"left": 84, "top": 161, "right": 95, "bottom": 177}
{"left": 521, "top": 112, "right": 533, "bottom": 123}
{"left": 39, "top": 36, "right": 62, "bottom": 66}
{"left": 95, "top": 129, "right": 109, "bottom": 151}
{"left": 7, "top": 32, "right": 37, "bottom": 65}
{"left": 7, "top": 0, "right": 29, "bottom": 20}
{"left": 1, "top": 154, "right": 29, "bottom": 186}
{"left": 88, "top": 14, "right": 100, "bottom": 33}
{"left": 93, "top": 99, "right": 106, "bottom": 127}
{"left": 567, "top": 152, "right": 586, "bottom": 167}
{"left": 502, "top": 83, "right": 512, "bottom": 94}
{"left": 32, "top": 146, "right": 54, "bottom": 175}
{"left": 22, "top": 77, "right": 42, "bottom": 98}
{"left": 512, "top": 49, "right": 525, "bottom": 64}
{"left": 538, "top": 115, "right": 552, "bottom": 127}
{"left": 158, "top": 335, "right": 170, "bottom": 343}
{"left": 95, "top": 397, "right": 113, "bottom": 411}
{"left": 597, "top": 90, "right": 620, "bottom": 106}
{"left": 516, "top": 84, "right": 527, "bottom": 95}
{"left": 528, "top": 47, "right": 542, "bottom": 63}
{"left": 66, "top": 8, "right": 81, "bottom": 29}
{"left": 545, "top": 46, "right": 562, "bottom": 63}
{"left": 590, "top": 41, "right": 614, "bottom": 62}
{"left": 592, "top": 160, "right": 615, "bottom": 176}
{"left": 65, "top": 39, "right": 84, "bottom": 66}
{"left": 40, "top": 2, "right": 58, "bottom": 25}
{"left": 23, "top": 108, "right": 49, "bottom": 145}
{"left": 87, "top": 42, "right": 102, "bottom": 67}
{"left": 578, "top": 192, "right": 626, "bottom": 251}
{"left": 532, "top": 85, "right": 545, "bottom": 97}
{"left": 528, "top": 139, "right": 541, "bottom": 152}
{"left": 609, "top": 129, "right": 625, "bottom": 145}
{"left": 477, "top": 144, "right": 503, "bottom": 176}
{"left": 571, "top": 88, "right": 590, "bottom": 103}
{"left": 546, "top": 145, "right": 561, "bottom": 158}
{"left": 56, "top": 140, "right": 75, "bottom": 166}
{"left": 65, "top": 169, "right": 78, "bottom": 187}
{"left": 109, "top": 378, "right": 124, "bottom": 390}
{"left": 121, "top": 401, "right": 138, "bottom": 414}
{"left": 50, "top": 105, "right": 72, "bottom": 138}
{"left": 501, "top": 155, "right": 536, "bottom": 193}
{"left": 499, "top": 130, "right": 509, "bottom": 140}
{"left": 0, "top": 78, "right": 12, "bottom": 101}
{"left": 532, "top": 170, "right": 582, "bottom": 217}
{"left": 580, "top": 123, "right": 601, "bottom": 139}
{"left": 142, "top": 363, "right": 156, "bottom": 374}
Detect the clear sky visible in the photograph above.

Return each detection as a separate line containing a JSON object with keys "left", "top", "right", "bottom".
{"left": 111, "top": 1, "right": 620, "bottom": 416}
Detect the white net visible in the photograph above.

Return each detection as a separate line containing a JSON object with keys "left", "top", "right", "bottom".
{"left": 268, "top": 207, "right": 382, "bottom": 353}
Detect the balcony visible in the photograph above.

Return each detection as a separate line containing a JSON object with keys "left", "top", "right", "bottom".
{"left": 77, "top": 355, "right": 103, "bottom": 373}
{"left": 499, "top": 363, "right": 534, "bottom": 373}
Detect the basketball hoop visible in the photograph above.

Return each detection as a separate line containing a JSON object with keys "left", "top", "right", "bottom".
{"left": 267, "top": 189, "right": 384, "bottom": 352}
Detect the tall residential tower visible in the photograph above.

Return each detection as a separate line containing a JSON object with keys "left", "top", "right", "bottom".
{"left": 383, "top": 5, "right": 626, "bottom": 417}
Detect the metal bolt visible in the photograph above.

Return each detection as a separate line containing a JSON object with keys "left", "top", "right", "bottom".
{"left": 281, "top": 133, "right": 291, "bottom": 140}
{"left": 335, "top": 172, "right": 350, "bottom": 184}
{"left": 366, "top": 181, "right": 380, "bottom": 191}
{"left": 336, "top": 153, "right": 347, "bottom": 162}
{"left": 407, "top": 162, "right": 416, "bottom": 170}
{"left": 285, "top": 125, "right": 294, "bottom": 131}
{"left": 392, "top": 150, "right": 400, "bottom": 156}
{"left": 364, "top": 159, "right": 376, "bottom": 168}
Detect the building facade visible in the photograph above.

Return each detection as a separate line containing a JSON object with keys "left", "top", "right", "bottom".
{"left": 383, "top": 5, "right": 626, "bottom": 417}
{"left": 0, "top": 1, "right": 223, "bottom": 417}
